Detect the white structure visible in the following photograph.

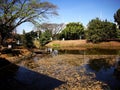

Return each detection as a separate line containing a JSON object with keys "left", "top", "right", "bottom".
{"left": 8, "top": 45, "right": 12, "bottom": 49}
{"left": 62, "top": 38, "right": 65, "bottom": 41}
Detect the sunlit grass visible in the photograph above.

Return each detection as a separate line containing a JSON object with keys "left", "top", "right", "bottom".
{"left": 33, "top": 39, "right": 41, "bottom": 48}
{"left": 46, "top": 40, "right": 120, "bottom": 49}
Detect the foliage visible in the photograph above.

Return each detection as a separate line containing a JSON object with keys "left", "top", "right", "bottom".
{"left": 14, "top": 34, "right": 21, "bottom": 41}
{"left": 116, "top": 29, "right": 120, "bottom": 39}
{"left": 22, "top": 31, "right": 37, "bottom": 48}
{"left": 40, "top": 30, "right": 52, "bottom": 46}
{"left": 0, "top": 0, "right": 58, "bottom": 46}
{"left": 59, "top": 22, "right": 84, "bottom": 40}
{"left": 114, "top": 8, "right": 120, "bottom": 29}
{"left": 86, "top": 18, "right": 117, "bottom": 43}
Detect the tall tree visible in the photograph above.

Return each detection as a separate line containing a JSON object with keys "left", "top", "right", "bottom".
{"left": 0, "top": 0, "right": 58, "bottom": 46}
{"left": 114, "top": 8, "right": 120, "bottom": 29}
{"left": 40, "top": 23, "right": 65, "bottom": 39}
{"left": 86, "top": 18, "right": 116, "bottom": 43}
{"left": 22, "top": 31, "right": 37, "bottom": 48}
{"left": 59, "top": 22, "right": 84, "bottom": 40}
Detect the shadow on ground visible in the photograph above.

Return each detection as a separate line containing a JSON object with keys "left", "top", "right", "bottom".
{"left": 0, "top": 57, "right": 64, "bottom": 90}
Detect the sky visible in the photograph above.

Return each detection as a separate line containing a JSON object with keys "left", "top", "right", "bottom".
{"left": 17, "top": 0, "right": 120, "bottom": 34}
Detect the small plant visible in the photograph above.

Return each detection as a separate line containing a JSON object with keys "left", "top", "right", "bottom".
{"left": 52, "top": 44, "right": 60, "bottom": 48}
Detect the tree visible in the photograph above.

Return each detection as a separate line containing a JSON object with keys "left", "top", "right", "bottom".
{"left": 22, "top": 31, "right": 37, "bottom": 48}
{"left": 0, "top": 0, "right": 58, "bottom": 46}
{"left": 59, "top": 22, "right": 84, "bottom": 40}
{"left": 40, "top": 30, "right": 52, "bottom": 46}
{"left": 40, "top": 23, "right": 65, "bottom": 40}
{"left": 114, "top": 8, "right": 120, "bottom": 29}
{"left": 86, "top": 18, "right": 117, "bottom": 43}
{"left": 116, "top": 28, "right": 120, "bottom": 39}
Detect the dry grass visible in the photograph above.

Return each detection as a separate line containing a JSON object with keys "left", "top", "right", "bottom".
{"left": 46, "top": 40, "right": 120, "bottom": 49}
{"left": 33, "top": 39, "right": 41, "bottom": 48}
{"left": 46, "top": 40, "right": 86, "bottom": 47}
{"left": 0, "top": 49, "right": 32, "bottom": 63}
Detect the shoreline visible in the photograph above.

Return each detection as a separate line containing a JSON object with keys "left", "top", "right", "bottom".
{"left": 0, "top": 48, "right": 33, "bottom": 63}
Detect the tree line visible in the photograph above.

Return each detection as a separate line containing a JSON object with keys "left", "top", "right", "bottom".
{"left": 0, "top": 0, "right": 120, "bottom": 48}
{"left": 21, "top": 17, "right": 119, "bottom": 47}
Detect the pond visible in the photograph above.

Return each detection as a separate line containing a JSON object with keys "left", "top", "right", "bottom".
{"left": 79, "top": 57, "right": 120, "bottom": 89}
{"left": 0, "top": 58, "right": 64, "bottom": 90}
{"left": 58, "top": 48, "right": 120, "bottom": 55}
{"left": 44, "top": 48, "right": 120, "bottom": 89}
{"left": 1, "top": 48, "right": 120, "bottom": 89}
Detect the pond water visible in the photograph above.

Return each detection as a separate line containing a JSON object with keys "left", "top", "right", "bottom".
{"left": 82, "top": 57, "right": 120, "bottom": 89}
{"left": 0, "top": 58, "right": 64, "bottom": 89}
{"left": 1, "top": 48, "right": 120, "bottom": 89}
{"left": 58, "top": 48, "right": 120, "bottom": 55}
{"left": 47, "top": 48, "right": 120, "bottom": 89}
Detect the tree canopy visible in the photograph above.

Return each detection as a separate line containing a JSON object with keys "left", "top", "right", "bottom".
{"left": 86, "top": 18, "right": 117, "bottom": 43}
{"left": 22, "top": 31, "right": 37, "bottom": 48}
{"left": 40, "top": 23, "right": 65, "bottom": 40}
{"left": 114, "top": 8, "right": 120, "bottom": 29}
{"left": 0, "top": 0, "right": 58, "bottom": 46}
{"left": 40, "top": 30, "right": 52, "bottom": 46}
{"left": 59, "top": 22, "right": 84, "bottom": 40}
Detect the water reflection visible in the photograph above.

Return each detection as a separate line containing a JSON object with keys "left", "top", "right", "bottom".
{"left": 86, "top": 48, "right": 120, "bottom": 55}
{"left": 52, "top": 49, "right": 58, "bottom": 56}
{"left": 46, "top": 48, "right": 58, "bottom": 56}
{"left": 44, "top": 48, "right": 120, "bottom": 89}
{"left": 0, "top": 58, "right": 19, "bottom": 78}
{"left": 0, "top": 58, "right": 64, "bottom": 90}
{"left": 33, "top": 54, "right": 45, "bottom": 61}
{"left": 114, "top": 57, "right": 120, "bottom": 80}
{"left": 87, "top": 57, "right": 120, "bottom": 89}
{"left": 15, "top": 67, "right": 64, "bottom": 90}
{"left": 88, "top": 58, "right": 113, "bottom": 72}
{"left": 58, "top": 48, "right": 120, "bottom": 55}
{"left": 45, "top": 47, "right": 120, "bottom": 55}
{"left": 59, "top": 49, "right": 84, "bottom": 54}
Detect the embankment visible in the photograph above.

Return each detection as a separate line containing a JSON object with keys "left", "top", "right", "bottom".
{"left": 46, "top": 40, "right": 120, "bottom": 49}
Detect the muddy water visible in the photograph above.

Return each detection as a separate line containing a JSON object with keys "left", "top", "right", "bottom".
{"left": 21, "top": 48, "right": 120, "bottom": 89}
{"left": 58, "top": 48, "right": 120, "bottom": 55}
{"left": 77, "top": 57, "right": 120, "bottom": 89}
{"left": 47, "top": 48, "right": 120, "bottom": 89}
{"left": 0, "top": 57, "right": 64, "bottom": 90}
{"left": 1, "top": 48, "right": 120, "bottom": 89}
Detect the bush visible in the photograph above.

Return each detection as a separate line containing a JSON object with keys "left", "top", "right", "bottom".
{"left": 40, "top": 30, "right": 52, "bottom": 46}
{"left": 86, "top": 18, "right": 117, "bottom": 43}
